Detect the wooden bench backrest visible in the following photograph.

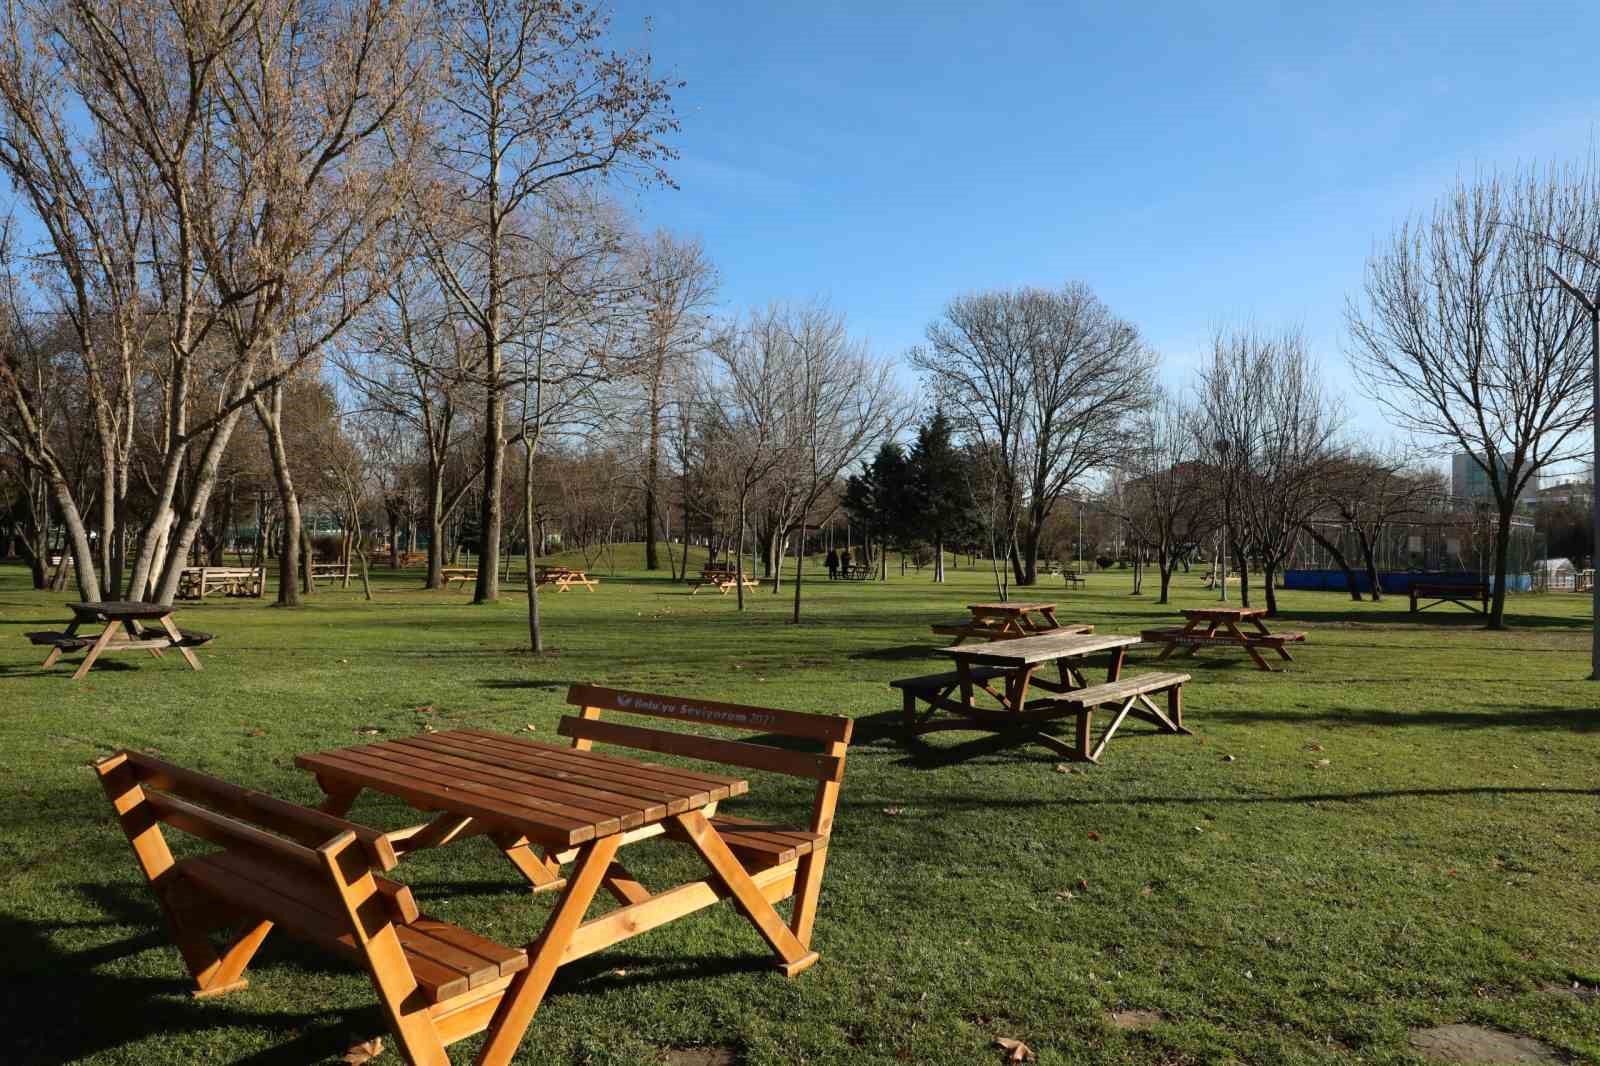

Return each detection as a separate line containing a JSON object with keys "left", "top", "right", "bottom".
{"left": 560, "top": 685, "right": 853, "bottom": 837}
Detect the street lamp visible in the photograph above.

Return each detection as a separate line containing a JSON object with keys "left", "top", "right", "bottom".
{"left": 1546, "top": 266, "right": 1600, "bottom": 680}
{"left": 1215, "top": 438, "right": 1232, "bottom": 603}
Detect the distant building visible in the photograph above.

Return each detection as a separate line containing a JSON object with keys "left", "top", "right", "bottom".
{"left": 1451, "top": 451, "right": 1532, "bottom": 512}
{"left": 1536, "top": 478, "right": 1593, "bottom": 509}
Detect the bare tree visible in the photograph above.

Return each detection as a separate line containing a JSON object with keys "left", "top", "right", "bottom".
{"left": 1303, "top": 449, "right": 1443, "bottom": 602}
{"left": 1114, "top": 392, "right": 1214, "bottom": 603}
{"left": 626, "top": 231, "right": 716, "bottom": 572}
{"left": 420, "top": 0, "right": 678, "bottom": 604}
{"left": 1348, "top": 168, "right": 1600, "bottom": 628}
{"left": 913, "top": 283, "right": 1156, "bottom": 585}
{"left": 1201, "top": 326, "right": 1342, "bottom": 617}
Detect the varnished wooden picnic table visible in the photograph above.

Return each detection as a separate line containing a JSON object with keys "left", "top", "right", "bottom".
{"left": 1140, "top": 606, "right": 1306, "bottom": 671}
{"left": 535, "top": 565, "right": 598, "bottom": 591}
{"left": 932, "top": 601, "right": 1081, "bottom": 644}
{"left": 28, "top": 601, "right": 209, "bottom": 680}
{"left": 297, "top": 729, "right": 814, "bottom": 1062}
{"left": 890, "top": 632, "right": 1165, "bottom": 757}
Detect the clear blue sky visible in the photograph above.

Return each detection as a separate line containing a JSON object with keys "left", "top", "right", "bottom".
{"left": 611, "top": 1, "right": 1600, "bottom": 444}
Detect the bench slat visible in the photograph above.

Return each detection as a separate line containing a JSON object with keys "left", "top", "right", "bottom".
{"left": 558, "top": 716, "right": 846, "bottom": 783}
{"left": 566, "top": 684, "right": 852, "bottom": 743}
{"left": 1060, "top": 672, "right": 1190, "bottom": 707}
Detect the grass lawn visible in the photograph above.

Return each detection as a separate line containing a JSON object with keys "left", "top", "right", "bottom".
{"left": 1, "top": 551, "right": 1597, "bottom": 1065}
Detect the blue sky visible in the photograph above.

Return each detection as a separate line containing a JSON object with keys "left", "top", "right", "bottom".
{"left": 610, "top": 1, "right": 1600, "bottom": 445}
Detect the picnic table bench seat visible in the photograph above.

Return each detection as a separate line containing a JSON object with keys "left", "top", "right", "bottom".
{"left": 25, "top": 629, "right": 95, "bottom": 652}
{"left": 94, "top": 749, "right": 533, "bottom": 1060}
{"left": 889, "top": 665, "right": 1010, "bottom": 716}
{"left": 1045, "top": 669, "right": 1191, "bottom": 764}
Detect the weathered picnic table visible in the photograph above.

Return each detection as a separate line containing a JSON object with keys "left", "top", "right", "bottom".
{"left": 931, "top": 601, "right": 1079, "bottom": 644}
{"left": 27, "top": 601, "right": 211, "bottom": 680}
{"left": 297, "top": 719, "right": 838, "bottom": 1062}
{"left": 1141, "top": 606, "right": 1305, "bottom": 671}
{"left": 892, "top": 631, "right": 1190, "bottom": 761}
{"left": 690, "top": 565, "right": 758, "bottom": 594}
{"left": 535, "top": 565, "right": 598, "bottom": 591}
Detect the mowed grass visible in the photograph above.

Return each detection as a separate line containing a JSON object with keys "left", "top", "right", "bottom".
{"left": 1, "top": 550, "right": 1597, "bottom": 1065}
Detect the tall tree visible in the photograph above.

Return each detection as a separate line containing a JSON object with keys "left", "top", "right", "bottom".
{"left": 1114, "top": 393, "right": 1214, "bottom": 603}
{"left": 906, "top": 410, "right": 977, "bottom": 583}
{"left": 628, "top": 231, "right": 716, "bottom": 572}
{"left": 912, "top": 283, "right": 1155, "bottom": 585}
{"left": 1201, "top": 326, "right": 1341, "bottom": 617}
{"left": 421, "top": 0, "right": 678, "bottom": 604}
{"left": 1348, "top": 167, "right": 1600, "bottom": 628}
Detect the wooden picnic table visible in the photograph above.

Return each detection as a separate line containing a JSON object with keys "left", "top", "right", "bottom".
{"left": 1140, "top": 606, "right": 1305, "bottom": 671}
{"left": 535, "top": 564, "right": 598, "bottom": 591}
{"left": 890, "top": 631, "right": 1190, "bottom": 759}
{"left": 28, "top": 601, "right": 210, "bottom": 680}
{"left": 932, "top": 601, "right": 1075, "bottom": 644}
{"left": 296, "top": 729, "right": 814, "bottom": 1059}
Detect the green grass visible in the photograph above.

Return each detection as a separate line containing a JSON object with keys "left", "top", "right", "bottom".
{"left": 1, "top": 551, "right": 1597, "bottom": 1065}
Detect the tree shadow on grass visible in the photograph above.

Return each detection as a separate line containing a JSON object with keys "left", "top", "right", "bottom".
{"left": 1206, "top": 705, "right": 1600, "bottom": 732}
{"left": 847, "top": 644, "right": 943, "bottom": 663}
{"left": 477, "top": 678, "right": 583, "bottom": 692}
{"left": 869, "top": 783, "right": 1600, "bottom": 814}
{"left": 1, "top": 883, "right": 383, "bottom": 1066}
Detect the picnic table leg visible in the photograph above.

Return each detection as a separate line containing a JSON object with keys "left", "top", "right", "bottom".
{"left": 1227, "top": 621, "right": 1273, "bottom": 671}
{"left": 1038, "top": 606, "right": 1060, "bottom": 629}
{"left": 956, "top": 659, "right": 975, "bottom": 710}
{"left": 1106, "top": 645, "right": 1127, "bottom": 681}
{"left": 157, "top": 615, "right": 203, "bottom": 671}
{"left": 672, "top": 810, "right": 818, "bottom": 976}
{"left": 314, "top": 778, "right": 362, "bottom": 816}
{"left": 1007, "top": 664, "right": 1038, "bottom": 713}
{"left": 72, "top": 620, "right": 125, "bottom": 680}
{"left": 490, "top": 831, "right": 569, "bottom": 894}
{"left": 476, "top": 835, "right": 623, "bottom": 1066}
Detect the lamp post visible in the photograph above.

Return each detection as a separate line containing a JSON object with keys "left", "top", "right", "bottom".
{"left": 1546, "top": 267, "right": 1600, "bottom": 680}
{"left": 1215, "top": 438, "right": 1232, "bottom": 603}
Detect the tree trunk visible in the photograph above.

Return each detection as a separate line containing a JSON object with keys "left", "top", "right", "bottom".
{"left": 933, "top": 534, "right": 945, "bottom": 582}
{"left": 1263, "top": 562, "right": 1278, "bottom": 616}
{"left": 1357, "top": 531, "right": 1384, "bottom": 602}
{"left": 1157, "top": 554, "right": 1173, "bottom": 603}
{"left": 644, "top": 372, "right": 661, "bottom": 571}
{"left": 1304, "top": 526, "right": 1363, "bottom": 602}
{"left": 524, "top": 440, "right": 543, "bottom": 653}
{"left": 734, "top": 495, "right": 748, "bottom": 611}
{"left": 790, "top": 526, "right": 807, "bottom": 623}
{"left": 1487, "top": 506, "right": 1513, "bottom": 629}
{"left": 474, "top": 380, "right": 503, "bottom": 603}
{"left": 255, "top": 387, "right": 302, "bottom": 607}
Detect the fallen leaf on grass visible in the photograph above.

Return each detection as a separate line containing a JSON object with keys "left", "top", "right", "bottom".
{"left": 1055, "top": 890, "right": 1075, "bottom": 901}
{"left": 1221, "top": 754, "right": 1236, "bottom": 763}
{"left": 244, "top": 727, "right": 266, "bottom": 737}
{"left": 524, "top": 724, "right": 537, "bottom": 731}
{"left": 995, "top": 1036, "right": 1035, "bottom": 1062}
{"left": 882, "top": 806, "right": 905, "bottom": 816}
{"left": 1054, "top": 763, "right": 1075, "bottom": 774}
{"left": 355, "top": 727, "right": 381, "bottom": 736}
{"left": 414, "top": 705, "right": 436, "bottom": 715}
{"left": 337, "top": 658, "right": 349, "bottom": 664}
{"left": 1086, "top": 831, "right": 1100, "bottom": 841}
{"left": 1310, "top": 758, "right": 1330, "bottom": 768}
{"left": 1306, "top": 743, "right": 1324, "bottom": 752}
{"left": 1077, "top": 878, "right": 1090, "bottom": 891}
{"left": 342, "top": 1036, "right": 383, "bottom": 1064}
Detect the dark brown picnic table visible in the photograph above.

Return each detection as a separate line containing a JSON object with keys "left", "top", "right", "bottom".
{"left": 29, "top": 601, "right": 207, "bottom": 680}
{"left": 932, "top": 601, "right": 1085, "bottom": 644}
{"left": 1141, "top": 606, "right": 1306, "bottom": 671}
{"left": 887, "top": 631, "right": 1192, "bottom": 759}
{"left": 296, "top": 728, "right": 814, "bottom": 1063}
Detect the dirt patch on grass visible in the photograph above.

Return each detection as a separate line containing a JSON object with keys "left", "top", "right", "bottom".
{"left": 1109, "top": 1009, "right": 1163, "bottom": 1030}
{"left": 1409, "top": 1024, "right": 1562, "bottom": 1064}
{"left": 662, "top": 1047, "right": 740, "bottom": 1066}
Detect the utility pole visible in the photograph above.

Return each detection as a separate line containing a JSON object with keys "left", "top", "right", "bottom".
{"left": 1547, "top": 267, "right": 1600, "bottom": 680}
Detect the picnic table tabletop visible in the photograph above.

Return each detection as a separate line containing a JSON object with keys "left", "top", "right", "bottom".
{"left": 66, "top": 600, "right": 175, "bottom": 620}
{"left": 966, "top": 601, "right": 1056, "bottom": 616}
{"left": 1181, "top": 606, "right": 1265, "bottom": 621}
{"left": 295, "top": 728, "right": 748, "bottom": 849}
{"left": 937, "top": 630, "right": 1140, "bottom": 666}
